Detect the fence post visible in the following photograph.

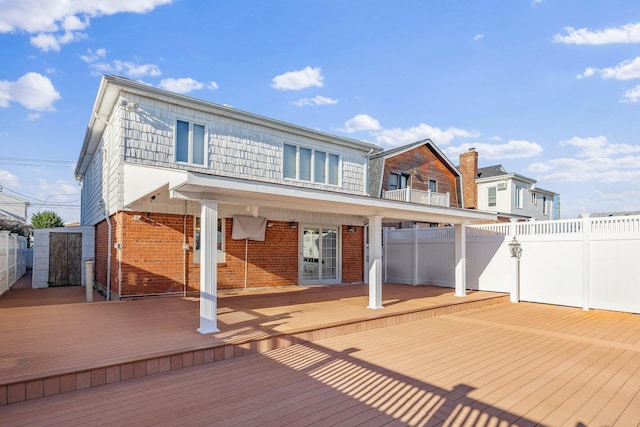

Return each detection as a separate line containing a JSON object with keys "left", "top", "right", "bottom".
{"left": 582, "top": 214, "right": 591, "bottom": 311}
{"left": 454, "top": 223, "right": 466, "bottom": 297}
{"left": 412, "top": 225, "right": 418, "bottom": 286}
{"left": 85, "top": 258, "right": 94, "bottom": 302}
{"left": 1, "top": 230, "right": 9, "bottom": 292}
{"left": 509, "top": 219, "right": 519, "bottom": 303}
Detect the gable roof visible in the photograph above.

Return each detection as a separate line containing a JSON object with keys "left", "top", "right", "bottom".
{"left": 477, "top": 164, "right": 507, "bottom": 179}
{"left": 368, "top": 139, "right": 461, "bottom": 198}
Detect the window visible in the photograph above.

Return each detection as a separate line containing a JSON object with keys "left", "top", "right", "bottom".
{"left": 283, "top": 143, "right": 340, "bottom": 185}
{"left": 194, "top": 217, "right": 224, "bottom": 264}
{"left": 515, "top": 186, "right": 523, "bottom": 208}
{"left": 542, "top": 196, "right": 548, "bottom": 214}
{"left": 389, "top": 173, "right": 409, "bottom": 190}
{"left": 429, "top": 179, "right": 437, "bottom": 192}
{"left": 176, "top": 119, "right": 206, "bottom": 165}
{"left": 488, "top": 187, "right": 497, "bottom": 207}
{"left": 531, "top": 192, "right": 537, "bottom": 205}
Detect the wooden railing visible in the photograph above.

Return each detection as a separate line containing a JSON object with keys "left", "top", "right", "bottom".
{"left": 383, "top": 188, "right": 450, "bottom": 207}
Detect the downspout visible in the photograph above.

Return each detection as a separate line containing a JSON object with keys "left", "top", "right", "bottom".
{"left": 102, "top": 147, "right": 112, "bottom": 301}
{"left": 183, "top": 201, "right": 188, "bottom": 297}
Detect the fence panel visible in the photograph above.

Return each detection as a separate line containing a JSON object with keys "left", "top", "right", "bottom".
{"left": 384, "top": 215, "right": 640, "bottom": 313}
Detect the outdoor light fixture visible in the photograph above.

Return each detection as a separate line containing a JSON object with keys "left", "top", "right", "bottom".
{"left": 509, "top": 236, "right": 522, "bottom": 259}
{"left": 120, "top": 100, "right": 139, "bottom": 110}
{"left": 290, "top": 221, "right": 297, "bottom": 230}
{"left": 348, "top": 225, "right": 355, "bottom": 233}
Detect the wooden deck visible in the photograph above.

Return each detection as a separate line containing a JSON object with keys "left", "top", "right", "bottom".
{"left": 2, "top": 282, "right": 640, "bottom": 425}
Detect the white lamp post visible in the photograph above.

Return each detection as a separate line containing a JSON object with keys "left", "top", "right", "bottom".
{"left": 508, "top": 236, "right": 522, "bottom": 303}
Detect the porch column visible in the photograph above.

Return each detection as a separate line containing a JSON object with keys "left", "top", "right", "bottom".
{"left": 454, "top": 223, "right": 466, "bottom": 297}
{"left": 198, "top": 200, "right": 220, "bottom": 334}
{"left": 368, "top": 216, "right": 384, "bottom": 309}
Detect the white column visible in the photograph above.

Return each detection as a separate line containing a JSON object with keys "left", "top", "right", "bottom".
{"left": 412, "top": 224, "right": 418, "bottom": 286}
{"left": 198, "top": 200, "right": 220, "bottom": 334}
{"left": 582, "top": 214, "right": 591, "bottom": 311}
{"left": 454, "top": 223, "right": 466, "bottom": 297}
{"left": 368, "top": 216, "right": 383, "bottom": 309}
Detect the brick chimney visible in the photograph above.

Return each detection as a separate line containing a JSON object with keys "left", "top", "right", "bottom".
{"left": 459, "top": 148, "right": 478, "bottom": 209}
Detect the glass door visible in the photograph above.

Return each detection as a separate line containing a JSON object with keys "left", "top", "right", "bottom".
{"left": 301, "top": 226, "right": 340, "bottom": 284}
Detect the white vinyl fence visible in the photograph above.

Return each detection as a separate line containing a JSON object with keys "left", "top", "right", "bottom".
{"left": 0, "top": 230, "right": 28, "bottom": 296}
{"left": 384, "top": 215, "right": 640, "bottom": 313}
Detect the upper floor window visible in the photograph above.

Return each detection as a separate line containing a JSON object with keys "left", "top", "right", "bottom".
{"left": 543, "top": 196, "right": 548, "bottom": 214}
{"left": 283, "top": 143, "right": 340, "bottom": 185}
{"left": 515, "top": 186, "right": 523, "bottom": 208}
{"left": 176, "top": 119, "right": 206, "bottom": 165}
{"left": 531, "top": 192, "right": 537, "bottom": 205}
{"left": 389, "top": 173, "right": 409, "bottom": 190}
{"left": 428, "top": 179, "right": 437, "bottom": 192}
{"left": 488, "top": 187, "right": 497, "bottom": 207}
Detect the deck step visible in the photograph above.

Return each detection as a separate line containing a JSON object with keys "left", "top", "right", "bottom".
{"left": 1, "top": 294, "right": 508, "bottom": 406}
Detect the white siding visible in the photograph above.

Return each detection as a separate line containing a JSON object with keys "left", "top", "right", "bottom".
{"left": 119, "top": 92, "right": 369, "bottom": 195}
{"left": 477, "top": 179, "right": 553, "bottom": 220}
{"left": 32, "top": 227, "right": 95, "bottom": 289}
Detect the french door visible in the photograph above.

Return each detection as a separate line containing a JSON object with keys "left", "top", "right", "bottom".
{"left": 300, "top": 226, "right": 341, "bottom": 285}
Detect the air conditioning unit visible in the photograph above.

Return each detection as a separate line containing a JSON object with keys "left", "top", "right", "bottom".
{"left": 497, "top": 182, "right": 507, "bottom": 190}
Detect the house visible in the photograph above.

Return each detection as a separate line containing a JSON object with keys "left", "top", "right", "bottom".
{"left": 75, "top": 75, "right": 494, "bottom": 333}
{"left": 0, "top": 192, "right": 30, "bottom": 224}
{"left": 369, "top": 139, "right": 463, "bottom": 227}
{"left": 459, "top": 148, "right": 559, "bottom": 221}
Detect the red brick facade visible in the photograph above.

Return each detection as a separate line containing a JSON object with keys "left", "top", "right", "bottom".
{"left": 459, "top": 148, "right": 478, "bottom": 209}
{"left": 94, "top": 212, "right": 364, "bottom": 298}
{"left": 381, "top": 145, "right": 459, "bottom": 207}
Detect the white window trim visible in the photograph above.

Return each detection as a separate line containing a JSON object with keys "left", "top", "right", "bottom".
{"left": 488, "top": 186, "right": 497, "bottom": 207}
{"left": 175, "top": 118, "right": 207, "bottom": 166}
{"left": 283, "top": 143, "right": 341, "bottom": 186}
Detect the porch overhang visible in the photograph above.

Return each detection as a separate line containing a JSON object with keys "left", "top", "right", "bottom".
{"left": 169, "top": 172, "right": 496, "bottom": 225}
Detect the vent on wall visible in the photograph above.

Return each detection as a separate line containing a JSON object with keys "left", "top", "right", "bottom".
{"left": 497, "top": 182, "right": 507, "bottom": 190}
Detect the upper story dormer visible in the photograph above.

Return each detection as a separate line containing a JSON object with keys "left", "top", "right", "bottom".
{"left": 368, "top": 139, "right": 462, "bottom": 208}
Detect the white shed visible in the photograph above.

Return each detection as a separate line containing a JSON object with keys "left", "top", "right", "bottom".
{"left": 32, "top": 227, "right": 95, "bottom": 289}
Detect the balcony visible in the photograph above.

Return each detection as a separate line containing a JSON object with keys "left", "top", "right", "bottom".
{"left": 383, "top": 188, "right": 451, "bottom": 208}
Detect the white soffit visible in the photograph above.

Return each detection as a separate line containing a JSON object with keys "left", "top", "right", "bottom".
{"left": 170, "top": 172, "right": 496, "bottom": 224}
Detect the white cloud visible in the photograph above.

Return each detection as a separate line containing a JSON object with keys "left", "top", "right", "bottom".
{"left": 553, "top": 22, "right": 640, "bottom": 45}
{"left": 26, "top": 113, "right": 41, "bottom": 121}
{"left": 578, "top": 57, "right": 640, "bottom": 81}
{"left": 473, "top": 34, "right": 484, "bottom": 41}
{"left": 561, "top": 136, "right": 640, "bottom": 157}
{"left": 623, "top": 84, "right": 640, "bottom": 102}
{"left": 446, "top": 140, "right": 543, "bottom": 160}
{"left": 293, "top": 95, "right": 339, "bottom": 107}
{"left": 528, "top": 135, "right": 640, "bottom": 184}
{"left": 157, "top": 78, "right": 218, "bottom": 94}
{"left": 339, "top": 114, "right": 381, "bottom": 134}
{"left": 0, "top": 1, "right": 173, "bottom": 33}
{"left": 0, "top": 72, "right": 61, "bottom": 111}
{"left": 1, "top": 1, "right": 172, "bottom": 51}
{"left": 88, "top": 59, "right": 162, "bottom": 78}
{"left": 375, "top": 123, "right": 479, "bottom": 147}
{"left": 80, "top": 48, "right": 107, "bottom": 63}
{"left": 272, "top": 66, "right": 324, "bottom": 90}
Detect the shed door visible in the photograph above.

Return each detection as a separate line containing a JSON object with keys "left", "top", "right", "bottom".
{"left": 48, "top": 233, "right": 82, "bottom": 286}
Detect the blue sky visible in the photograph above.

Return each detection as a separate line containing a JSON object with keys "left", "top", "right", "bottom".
{"left": 1, "top": 0, "right": 639, "bottom": 223}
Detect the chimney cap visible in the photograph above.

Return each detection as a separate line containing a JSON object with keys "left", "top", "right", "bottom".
{"left": 468, "top": 147, "right": 476, "bottom": 151}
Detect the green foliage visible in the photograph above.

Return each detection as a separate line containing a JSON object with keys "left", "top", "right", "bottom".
{"left": 31, "top": 210, "right": 65, "bottom": 228}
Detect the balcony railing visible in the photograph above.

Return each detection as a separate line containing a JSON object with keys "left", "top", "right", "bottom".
{"left": 383, "top": 188, "right": 450, "bottom": 208}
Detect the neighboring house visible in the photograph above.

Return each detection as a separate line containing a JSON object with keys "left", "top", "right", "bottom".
{"left": 369, "top": 139, "right": 463, "bottom": 227}
{"left": 75, "top": 75, "right": 493, "bottom": 333}
{"left": 0, "top": 192, "right": 30, "bottom": 223}
{"left": 459, "top": 148, "right": 559, "bottom": 221}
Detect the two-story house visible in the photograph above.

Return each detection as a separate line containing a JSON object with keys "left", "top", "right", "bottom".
{"left": 75, "top": 75, "right": 494, "bottom": 333}
{"left": 459, "top": 148, "right": 559, "bottom": 221}
{"left": 0, "top": 192, "right": 30, "bottom": 224}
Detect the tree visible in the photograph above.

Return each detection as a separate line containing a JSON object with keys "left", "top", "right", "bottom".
{"left": 31, "top": 210, "right": 65, "bottom": 228}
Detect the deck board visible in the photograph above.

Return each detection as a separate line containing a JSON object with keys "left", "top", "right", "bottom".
{"left": 1, "top": 283, "right": 640, "bottom": 425}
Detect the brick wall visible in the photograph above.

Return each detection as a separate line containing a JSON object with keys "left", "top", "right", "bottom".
{"left": 95, "top": 213, "right": 364, "bottom": 297}
{"left": 459, "top": 148, "right": 478, "bottom": 209}
{"left": 342, "top": 225, "right": 363, "bottom": 283}
{"left": 219, "top": 220, "right": 299, "bottom": 289}
{"left": 382, "top": 145, "right": 459, "bottom": 207}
